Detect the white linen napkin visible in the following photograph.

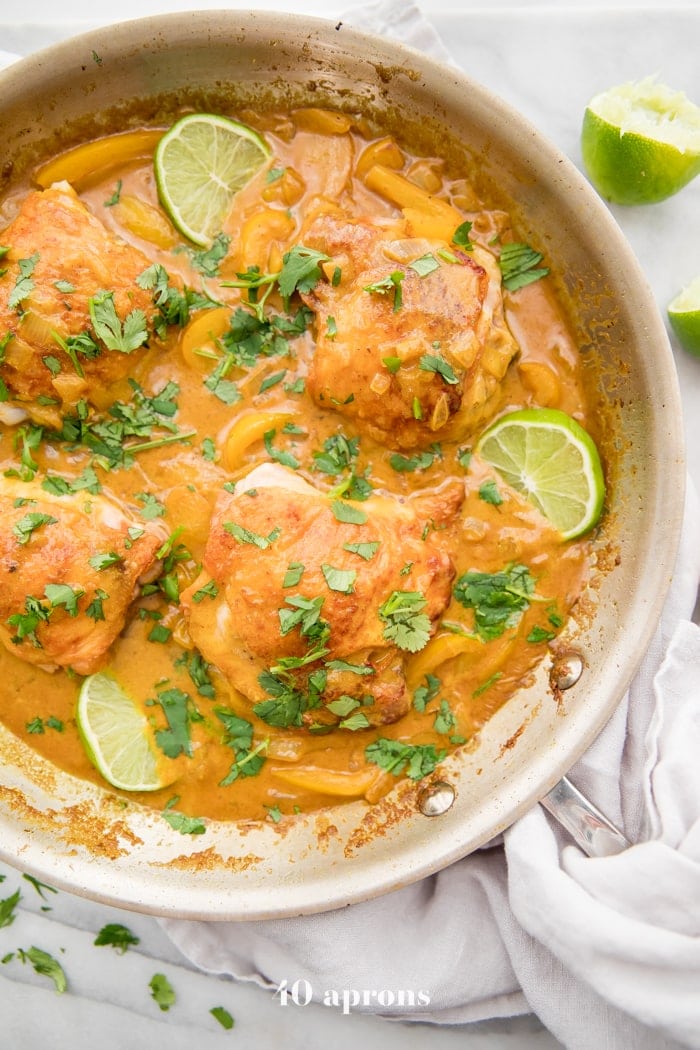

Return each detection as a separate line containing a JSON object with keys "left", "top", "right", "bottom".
{"left": 159, "top": 4, "right": 700, "bottom": 1048}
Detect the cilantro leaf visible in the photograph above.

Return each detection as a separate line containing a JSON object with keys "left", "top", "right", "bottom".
{"left": 278, "top": 245, "right": 330, "bottom": 303}
{"left": 452, "top": 221, "right": 474, "bottom": 250}
{"left": 94, "top": 923, "right": 140, "bottom": 953}
{"left": 162, "top": 802, "right": 206, "bottom": 835}
{"left": 8, "top": 252, "right": 40, "bottom": 311}
{"left": 223, "top": 522, "right": 280, "bottom": 549}
{"left": 44, "top": 583, "right": 83, "bottom": 616}
{"left": 378, "top": 590, "right": 431, "bottom": 653}
{"left": 365, "top": 738, "right": 446, "bottom": 780}
{"left": 17, "top": 946, "right": 67, "bottom": 993}
{"left": 453, "top": 563, "right": 536, "bottom": 641}
{"left": 321, "top": 563, "right": 356, "bottom": 593}
{"left": 419, "top": 353, "right": 459, "bottom": 385}
{"left": 153, "top": 687, "right": 196, "bottom": 759}
{"left": 498, "top": 242, "right": 550, "bottom": 292}
{"left": 211, "top": 1006, "right": 235, "bottom": 1031}
{"left": 343, "top": 541, "right": 380, "bottom": 560}
{"left": 331, "top": 500, "right": 367, "bottom": 525}
{"left": 363, "top": 270, "right": 404, "bottom": 312}
{"left": 89, "top": 291, "right": 148, "bottom": 353}
{"left": 0, "top": 890, "right": 20, "bottom": 929}
{"left": 478, "top": 479, "right": 503, "bottom": 505}
{"left": 149, "top": 972, "right": 177, "bottom": 1010}
{"left": 215, "top": 707, "right": 268, "bottom": 784}
{"left": 12, "top": 511, "right": 57, "bottom": 545}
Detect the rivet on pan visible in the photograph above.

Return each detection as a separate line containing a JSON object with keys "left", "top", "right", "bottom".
{"left": 417, "top": 781, "right": 455, "bottom": 816}
{"left": 550, "top": 651, "right": 584, "bottom": 691}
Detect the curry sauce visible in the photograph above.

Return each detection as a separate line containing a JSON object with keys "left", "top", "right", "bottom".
{"left": 0, "top": 107, "right": 596, "bottom": 824}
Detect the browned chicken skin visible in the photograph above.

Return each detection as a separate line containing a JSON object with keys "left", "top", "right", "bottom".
{"left": 0, "top": 478, "right": 164, "bottom": 675}
{"left": 301, "top": 214, "right": 519, "bottom": 449}
{"left": 181, "top": 463, "right": 462, "bottom": 729}
{"left": 0, "top": 182, "right": 155, "bottom": 414}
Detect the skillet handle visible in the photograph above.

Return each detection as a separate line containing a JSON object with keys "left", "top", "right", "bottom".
{"left": 541, "top": 776, "right": 630, "bottom": 857}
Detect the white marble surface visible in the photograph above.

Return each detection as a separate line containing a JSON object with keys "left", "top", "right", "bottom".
{"left": 1, "top": 2, "right": 699, "bottom": 1048}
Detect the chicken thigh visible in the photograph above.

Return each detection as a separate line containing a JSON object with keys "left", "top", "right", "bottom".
{"left": 302, "top": 214, "right": 519, "bottom": 449}
{"left": 0, "top": 182, "right": 156, "bottom": 414}
{"left": 0, "top": 478, "right": 164, "bottom": 675}
{"left": 181, "top": 463, "right": 461, "bottom": 729}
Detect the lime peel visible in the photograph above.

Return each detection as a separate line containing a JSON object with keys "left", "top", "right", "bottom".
{"left": 476, "top": 408, "right": 605, "bottom": 540}
{"left": 77, "top": 672, "right": 169, "bottom": 792}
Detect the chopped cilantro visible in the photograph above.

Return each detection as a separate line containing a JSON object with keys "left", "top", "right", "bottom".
{"left": 452, "top": 221, "right": 474, "bottom": 250}
{"left": 224, "top": 522, "right": 280, "bottom": 549}
{"left": 149, "top": 972, "right": 177, "bottom": 1010}
{"left": 180, "top": 232, "right": 230, "bottom": 277}
{"left": 342, "top": 540, "right": 380, "bottom": 560}
{"left": 278, "top": 245, "right": 330, "bottom": 304}
{"left": 89, "top": 290, "right": 148, "bottom": 353}
{"left": 86, "top": 588, "right": 109, "bottom": 621}
{"left": 259, "top": 369, "right": 287, "bottom": 393}
{"left": 499, "top": 242, "right": 549, "bottom": 291}
{"left": 210, "top": 1006, "right": 235, "bottom": 1030}
{"left": 263, "top": 428, "right": 300, "bottom": 469}
{"left": 389, "top": 445, "right": 440, "bottom": 473}
{"left": 453, "top": 563, "right": 536, "bottom": 641}
{"left": 409, "top": 253, "right": 440, "bottom": 277}
{"left": 191, "top": 580, "right": 219, "bottom": 603}
{"left": 12, "top": 511, "right": 57, "bottom": 545}
{"left": 378, "top": 590, "right": 431, "bottom": 653}
{"left": 94, "top": 923, "right": 140, "bottom": 953}
{"left": 0, "top": 890, "right": 20, "bottom": 929}
{"left": 88, "top": 551, "right": 123, "bottom": 571}
{"left": 152, "top": 687, "right": 196, "bottom": 759}
{"left": 413, "top": 673, "right": 441, "bottom": 712}
{"left": 44, "top": 583, "right": 83, "bottom": 616}
{"left": 478, "top": 479, "right": 504, "bottom": 505}
{"left": 363, "top": 270, "right": 404, "bottom": 312}
{"left": 16, "top": 947, "right": 67, "bottom": 993}
{"left": 321, "top": 563, "right": 356, "bottom": 593}
{"left": 216, "top": 707, "right": 268, "bottom": 784}
{"left": 419, "top": 353, "right": 459, "bottom": 385}
{"left": 162, "top": 802, "right": 206, "bottom": 835}
{"left": 282, "top": 562, "right": 305, "bottom": 588}
{"left": 527, "top": 624, "right": 557, "bottom": 643}
{"left": 365, "top": 738, "right": 446, "bottom": 780}
{"left": 135, "top": 492, "right": 166, "bottom": 519}
{"left": 331, "top": 500, "right": 367, "bottom": 525}
{"left": 103, "top": 179, "right": 122, "bottom": 206}
{"left": 8, "top": 252, "right": 40, "bottom": 311}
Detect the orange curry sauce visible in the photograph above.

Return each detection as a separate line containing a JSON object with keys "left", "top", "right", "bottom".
{"left": 0, "top": 108, "right": 593, "bottom": 823}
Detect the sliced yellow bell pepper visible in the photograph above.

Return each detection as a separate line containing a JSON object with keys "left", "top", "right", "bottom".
{"left": 35, "top": 129, "right": 164, "bottom": 189}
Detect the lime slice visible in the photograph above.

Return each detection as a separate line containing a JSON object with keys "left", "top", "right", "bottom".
{"left": 668, "top": 275, "right": 700, "bottom": 357}
{"left": 475, "top": 408, "right": 605, "bottom": 540}
{"left": 154, "top": 113, "right": 271, "bottom": 246}
{"left": 77, "top": 672, "right": 167, "bottom": 791}
{"left": 581, "top": 77, "right": 700, "bottom": 204}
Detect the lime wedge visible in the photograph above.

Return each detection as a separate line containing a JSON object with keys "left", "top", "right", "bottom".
{"left": 475, "top": 408, "right": 605, "bottom": 540}
{"left": 668, "top": 275, "right": 700, "bottom": 357}
{"left": 581, "top": 77, "right": 700, "bottom": 204}
{"left": 154, "top": 113, "right": 271, "bottom": 246}
{"left": 77, "top": 672, "right": 168, "bottom": 791}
